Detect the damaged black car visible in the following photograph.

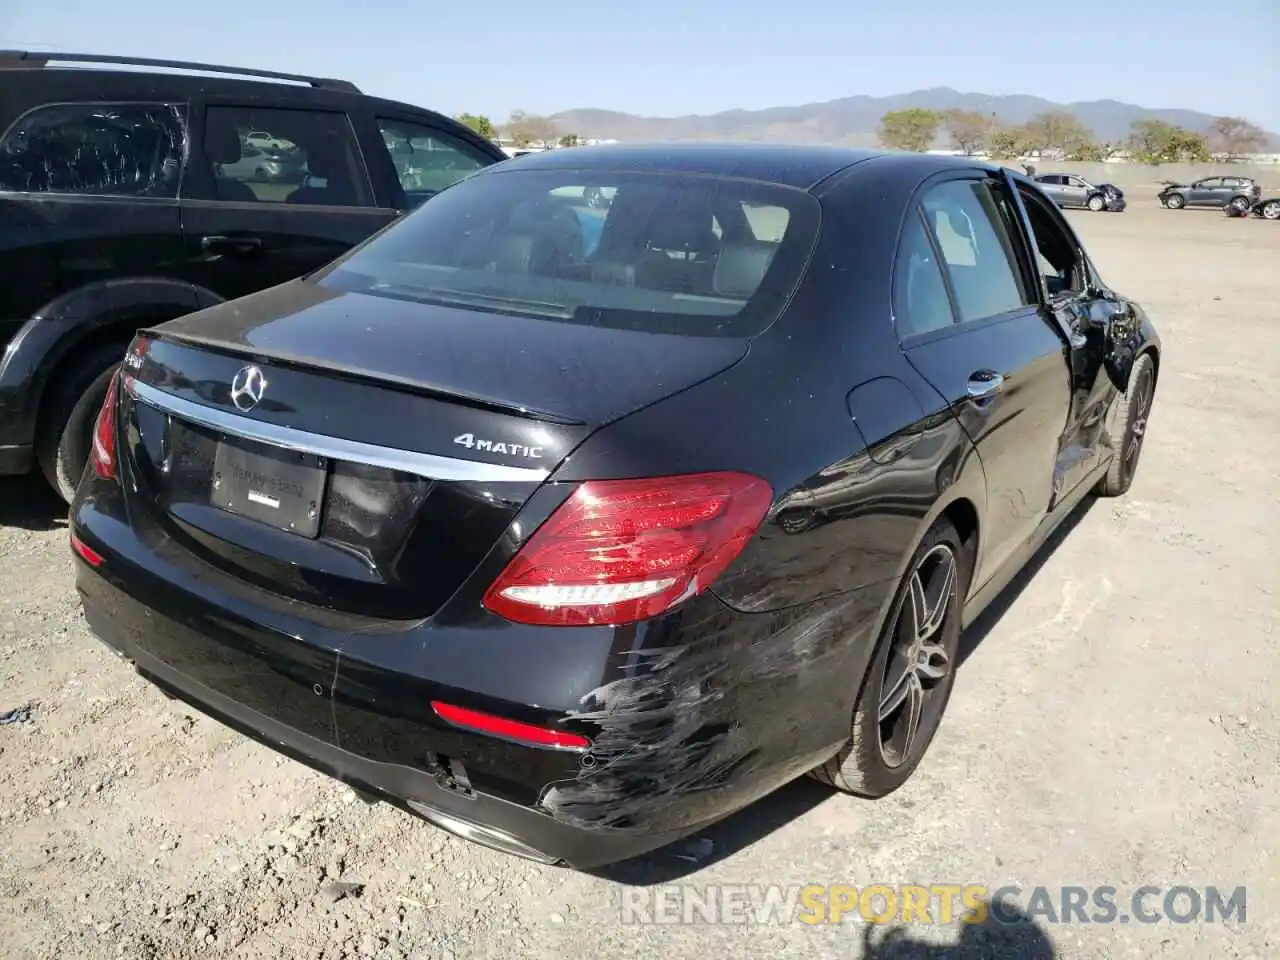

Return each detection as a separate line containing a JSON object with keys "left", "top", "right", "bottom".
{"left": 70, "top": 144, "right": 1161, "bottom": 869}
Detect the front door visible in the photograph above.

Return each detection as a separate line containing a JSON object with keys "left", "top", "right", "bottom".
{"left": 176, "top": 99, "right": 395, "bottom": 303}
{"left": 1008, "top": 177, "right": 1117, "bottom": 502}
{"left": 894, "top": 173, "right": 1072, "bottom": 589}
{"left": 1188, "top": 178, "right": 1223, "bottom": 207}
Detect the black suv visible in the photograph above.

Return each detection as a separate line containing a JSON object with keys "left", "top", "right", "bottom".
{"left": 0, "top": 51, "right": 506, "bottom": 501}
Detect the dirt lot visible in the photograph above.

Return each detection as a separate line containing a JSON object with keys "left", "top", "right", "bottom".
{"left": 1, "top": 198, "right": 1277, "bottom": 959}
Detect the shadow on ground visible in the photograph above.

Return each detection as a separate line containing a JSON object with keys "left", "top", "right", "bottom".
{"left": 597, "top": 494, "right": 1099, "bottom": 885}
{"left": 861, "top": 900, "right": 1055, "bottom": 959}
{"left": 0, "top": 475, "right": 67, "bottom": 531}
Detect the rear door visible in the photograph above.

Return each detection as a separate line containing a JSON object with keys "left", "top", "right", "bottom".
{"left": 177, "top": 97, "right": 396, "bottom": 303}
{"left": 895, "top": 172, "right": 1072, "bottom": 589}
{"left": 1034, "top": 175, "right": 1065, "bottom": 205}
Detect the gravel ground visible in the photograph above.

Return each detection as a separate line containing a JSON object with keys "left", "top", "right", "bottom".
{"left": 1, "top": 198, "right": 1277, "bottom": 959}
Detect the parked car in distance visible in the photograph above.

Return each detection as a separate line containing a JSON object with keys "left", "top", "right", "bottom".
{"left": 244, "top": 130, "right": 293, "bottom": 152}
{"left": 214, "top": 143, "right": 306, "bottom": 184}
{"left": 0, "top": 49, "right": 506, "bottom": 501}
{"left": 1032, "top": 173, "right": 1126, "bottom": 212}
{"left": 1225, "top": 194, "right": 1280, "bottom": 221}
{"left": 1158, "top": 176, "right": 1261, "bottom": 212}
{"left": 71, "top": 142, "right": 1162, "bottom": 869}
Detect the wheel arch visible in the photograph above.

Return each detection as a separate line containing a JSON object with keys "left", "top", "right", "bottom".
{"left": 16, "top": 277, "right": 224, "bottom": 428}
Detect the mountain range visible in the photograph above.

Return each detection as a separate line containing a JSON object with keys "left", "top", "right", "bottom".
{"left": 550, "top": 88, "right": 1279, "bottom": 148}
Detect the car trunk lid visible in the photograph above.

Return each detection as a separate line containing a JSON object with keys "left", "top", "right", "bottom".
{"left": 117, "top": 280, "right": 749, "bottom": 620}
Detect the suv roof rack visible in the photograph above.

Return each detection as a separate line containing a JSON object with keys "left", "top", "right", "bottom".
{"left": 0, "top": 50, "right": 362, "bottom": 94}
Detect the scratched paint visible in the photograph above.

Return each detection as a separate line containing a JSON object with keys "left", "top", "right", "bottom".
{"left": 540, "top": 588, "right": 887, "bottom": 832}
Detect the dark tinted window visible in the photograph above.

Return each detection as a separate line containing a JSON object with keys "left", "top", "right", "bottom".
{"left": 1017, "top": 185, "right": 1085, "bottom": 295}
{"left": 201, "top": 106, "right": 369, "bottom": 206}
{"left": 897, "top": 213, "right": 955, "bottom": 337}
{"left": 920, "top": 179, "right": 1030, "bottom": 323}
{"left": 319, "top": 169, "right": 820, "bottom": 337}
{"left": 0, "top": 103, "right": 186, "bottom": 197}
{"left": 376, "top": 119, "right": 490, "bottom": 210}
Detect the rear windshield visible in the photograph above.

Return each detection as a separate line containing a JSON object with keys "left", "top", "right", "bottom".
{"left": 318, "top": 168, "right": 820, "bottom": 337}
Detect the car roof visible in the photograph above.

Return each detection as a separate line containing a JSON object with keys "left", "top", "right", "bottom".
{"left": 489, "top": 142, "right": 1020, "bottom": 191}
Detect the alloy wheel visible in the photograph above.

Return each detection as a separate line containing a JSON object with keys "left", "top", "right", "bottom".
{"left": 1262, "top": 201, "right": 1280, "bottom": 221}
{"left": 1123, "top": 363, "right": 1155, "bottom": 480}
{"left": 878, "top": 544, "right": 958, "bottom": 768}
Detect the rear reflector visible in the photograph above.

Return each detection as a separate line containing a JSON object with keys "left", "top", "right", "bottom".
{"left": 430, "top": 701, "right": 590, "bottom": 750}
{"left": 70, "top": 531, "right": 103, "bottom": 567}
{"left": 482, "top": 471, "right": 772, "bottom": 626}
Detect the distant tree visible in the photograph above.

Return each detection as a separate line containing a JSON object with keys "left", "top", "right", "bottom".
{"left": 455, "top": 113, "right": 497, "bottom": 140}
{"left": 943, "top": 109, "right": 994, "bottom": 155}
{"left": 504, "top": 110, "right": 558, "bottom": 148}
{"left": 1022, "top": 111, "right": 1094, "bottom": 156}
{"left": 1210, "top": 116, "right": 1266, "bottom": 159}
{"left": 878, "top": 108, "right": 944, "bottom": 152}
{"left": 987, "top": 126, "right": 1032, "bottom": 161}
{"left": 557, "top": 133, "right": 583, "bottom": 148}
{"left": 1128, "top": 119, "right": 1211, "bottom": 164}
{"left": 1065, "top": 141, "right": 1106, "bottom": 162}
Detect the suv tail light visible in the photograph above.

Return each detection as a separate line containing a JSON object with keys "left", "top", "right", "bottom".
{"left": 483, "top": 472, "right": 772, "bottom": 627}
{"left": 89, "top": 371, "right": 121, "bottom": 481}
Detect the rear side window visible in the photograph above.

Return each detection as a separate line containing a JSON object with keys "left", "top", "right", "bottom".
{"left": 919, "top": 179, "right": 1030, "bottom": 323}
{"left": 896, "top": 213, "right": 955, "bottom": 337}
{"left": 0, "top": 102, "right": 186, "bottom": 197}
{"left": 376, "top": 118, "right": 491, "bottom": 210}
{"left": 318, "top": 169, "right": 820, "bottom": 338}
{"left": 201, "top": 106, "right": 370, "bottom": 207}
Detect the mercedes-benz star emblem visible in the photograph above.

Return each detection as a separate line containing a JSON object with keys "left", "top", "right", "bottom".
{"left": 230, "top": 365, "right": 267, "bottom": 413}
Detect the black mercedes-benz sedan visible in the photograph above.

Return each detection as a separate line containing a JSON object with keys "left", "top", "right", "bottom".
{"left": 69, "top": 143, "right": 1160, "bottom": 868}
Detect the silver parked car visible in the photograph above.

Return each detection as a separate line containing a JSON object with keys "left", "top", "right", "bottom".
{"left": 1033, "top": 173, "right": 1126, "bottom": 212}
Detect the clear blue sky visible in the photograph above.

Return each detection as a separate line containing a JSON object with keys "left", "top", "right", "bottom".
{"left": 4, "top": 0, "right": 1277, "bottom": 131}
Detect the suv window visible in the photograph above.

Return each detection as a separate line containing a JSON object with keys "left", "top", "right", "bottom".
{"left": 376, "top": 118, "right": 489, "bottom": 209}
{"left": 897, "top": 212, "right": 956, "bottom": 338}
{"left": 201, "top": 106, "right": 369, "bottom": 206}
{"left": 319, "top": 169, "right": 820, "bottom": 338}
{"left": 919, "top": 179, "right": 1030, "bottom": 323}
{"left": 0, "top": 102, "right": 186, "bottom": 197}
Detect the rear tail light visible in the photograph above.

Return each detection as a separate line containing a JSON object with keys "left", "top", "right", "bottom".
{"left": 89, "top": 370, "right": 121, "bottom": 481}
{"left": 482, "top": 471, "right": 772, "bottom": 627}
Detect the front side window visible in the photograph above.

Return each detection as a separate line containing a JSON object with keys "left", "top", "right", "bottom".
{"left": 1017, "top": 185, "right": 1085, "bottom": 295}
{"left": 201, "top": 106, "right": 369, "bottom": 206}
{"left": 376, "top": 118, "right": 491, "bottom": 209}
{"left": 0, "top": 102, "right": 186, "bottom": 197}
{"left": 318, "top": 169, "right": 819, "bottom": 338}
{"left": 919, "top": 179, "right": 1030, "bottom": 323}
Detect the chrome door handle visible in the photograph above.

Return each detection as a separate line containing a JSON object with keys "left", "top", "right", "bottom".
{"left": 966, "top": 371, "right": 1005, "bottom": 400}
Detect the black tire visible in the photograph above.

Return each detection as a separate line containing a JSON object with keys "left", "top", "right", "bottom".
{"left": 1260, "top": 200, "right": 1280, "bottom": 221}
{"left": 1096, "top": 352, "right": 1156, "bottom": 498}
{"left": 1165, "top": 193, "right": 1185, "bottom": 210}
{"left": 808, "top": 516, "right": 969, "bottom": 797}
{"left": 35, "top": 343, "right": 129, "bottom": 504}
{"left": 1087, "top": 194, "right": 1106, "bottom": 212}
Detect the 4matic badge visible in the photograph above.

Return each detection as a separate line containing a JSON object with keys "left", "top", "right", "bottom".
{"left": 453, "top": 433, "right": 544, "bottom": 460}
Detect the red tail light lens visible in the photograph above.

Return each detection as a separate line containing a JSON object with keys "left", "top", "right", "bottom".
{"left": 89, "top": 371, "right": 121, "bottom": 481}
{"left": 70, "top": 530, "right": 104, "bottom": 567}
{"left": 482, "top": 471, "right": 773, "bottom": 627}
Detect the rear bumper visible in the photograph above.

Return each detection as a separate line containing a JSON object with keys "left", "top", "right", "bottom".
{"left": 79, "top": 594, "right": 693, "bottom": 868}
{"left": 70, "top": 481, "right": 866, "bottom": 868}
